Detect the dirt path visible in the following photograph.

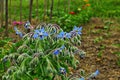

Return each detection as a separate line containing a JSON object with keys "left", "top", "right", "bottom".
{"left": 76, "top": 18, "right": 120, "bottom": 80}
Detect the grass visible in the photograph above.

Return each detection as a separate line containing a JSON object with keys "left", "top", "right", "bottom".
{"left": 90, "top": 0, "right": 120, "bottom": 18}
{"left": 7, "top": 0, "right": 120, "bottom": 21}
{"left": 6, "top": 0, "right": 120, "bottom": 32}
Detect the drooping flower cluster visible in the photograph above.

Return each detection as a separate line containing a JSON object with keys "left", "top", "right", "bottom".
{"left": 57, "top": 31, "right": 71, "bottom": 39}
{"left": 57, "top": 26, "right": 82, "bottom": 39}
{"left": 14, "top": 21, "right": 82, "bottom": 40}
{"left": 9, "top": 22, "right": 100, "bottom": 80}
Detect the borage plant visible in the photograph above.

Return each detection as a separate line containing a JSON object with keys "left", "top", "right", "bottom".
{"left": 2, "top": 22, "right": 85, "bottom": 80}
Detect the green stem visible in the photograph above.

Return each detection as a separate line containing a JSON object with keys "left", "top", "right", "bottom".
{"left": 25, "top": 72, "right": 33, "bottom": 80}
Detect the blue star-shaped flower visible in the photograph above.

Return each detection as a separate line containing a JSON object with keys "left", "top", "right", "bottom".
{"left": 93, "top": 70, "right": 99, "bottom": 77}
{"left": 57, "top": 31, "right": 71, "bottom": 39}
{"left": 14, "top": 27, "right": 23, "bottom": 37}
{"left": 53, "top": 49, "right": 60, "bottom": 55}
{"left": 57, "top": 31, "right": 65, "bottom": 38}
{"left": 53, "top": 45, "right": 65, "bottom": 55}
{"left": 65, "top": 33, "right": 71, "bottom": 38}
{"left": 73, "top": 26, "right": 82, "bottom": 35}
{"left": 33, "top": 28, "right": 48, "bottom": 40}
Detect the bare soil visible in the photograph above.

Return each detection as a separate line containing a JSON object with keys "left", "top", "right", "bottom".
{"left": 76, "top": 18, "right": 120, "bottom": 80}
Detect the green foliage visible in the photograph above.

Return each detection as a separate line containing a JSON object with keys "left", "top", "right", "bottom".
{"left": 93, "top": 36, "right": 103, "bottom": 43}
{"left": 2, "top": 24, "right": 85, "bottom": 80}
{"left": 0, "top": 27, "right": 5, "bottom": 33}
{"left": 8, "top": 0, "right": 120, "bottom": 32}
{"left": 0, "top": 37, "right": 14, "bottom": 79}
{"left": 89, "top": 0, "right": 120, "bottom": 18}
{"left": 55, "top": 9, "right": 92, "bottom": 32}
{"left": 0, "top": 37, "right": 13, "bottom": 57}
{"left": 97, "top": 51, "right": 103, "bottom": 58}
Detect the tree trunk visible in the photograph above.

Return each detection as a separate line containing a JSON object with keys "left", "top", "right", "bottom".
{"left": 0, "top": 1, "right": 1, "bottom": 28}
{"left": 68, "top": 0, "right": 71, "bottom": 13}
{"left": 50, "top": 0, "right": 53, "bottom": 20}
{"left": 47, "top": 0, "right": 49, "bottom": 16}
{"left": 9, "top": 0, "right": 11, "bottom": 24}
{"left": 36, "top": 0, "right": 38, "bottom": 21}
{"left": 29, "top": 0, "right": 33, "bottom": 23}
{"left": 57, "top": 0, "right": 60, "bottom": 17}
{"left": 5, "top": 0, "right": 8, "bottom": 36}
{"left": 20, "top": 0, "right": 22, "bottom": 22}
{"left": 44, "top": 0, "right": 47, "bottom": 21}
{"left": 64, "top": 0, "right": 67, "bottom": 12}
{"left": 1, "top": 0, "right": 4, "bottom": 27}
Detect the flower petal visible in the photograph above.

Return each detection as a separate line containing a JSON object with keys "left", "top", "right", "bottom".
{"left": 57, "top": 31, "right": 65, "bottom": 38}
{"left": 78, "top": 27, "right": 82, "bottom": 31}
{"left": 35, "top": 30, "right": 39, "bottom": 33}
{"left": 33, "top": 33, "right": 38, "bottom": 39}
{"left": 19, "top": 33, "right": 23, "bottom": 37}
{"left": 43, "top": 32, "right": 48, "bottom": 36}
{"left": 78, "top": 31, "right": 82, "bottom": 35}
{"left": 66, "top": 33, "right": 71, "bottom": 38}
{"left": 40, "top": 27, "right": 45, "bottom": 33}
{"left": 73, "top": 26, "right": 79, "bottom": 31}
{"left": 94, "top": 70, "right": 99, "bottom": 76}
{"left": 53, "top": 49, "right": 60, "bottom": 55}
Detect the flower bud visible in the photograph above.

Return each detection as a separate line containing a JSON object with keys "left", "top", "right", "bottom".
{"left": 2, "top": 55, "right": 8, "bottom": 63}
{"left": 59, "top": 67, "right": 66, "bottom": 74}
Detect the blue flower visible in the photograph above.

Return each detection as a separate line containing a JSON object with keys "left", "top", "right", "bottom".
{"left": 24, "top": 21, "right": 31, "bottom": 29}
{"left": 93, "top": 70, "right": 99, "bottom": 77}
{"left": 33, "top": 32, "right": 39, "bottom": 39}
{"left": 60, "top": 67, "right": 66, "bottom": 74}
{"left": 33, "top": 28, "right": 48, "bottom": 39}
{"left": 88, "top": 70, "right": 100, "bottom": 79}
{"left": 73, "top": 26, "right": 82, "bottom": 31}
{"left": 53, "top": 45, "right": 65, "bottom": 55}
{"left": 70, "top": 31, "right": 77, "bottom": 37}
{"left": 57, "top": 31, "right": 65, "bottom": 38}
{"left": 57, "top": 31, "right": 71, "bottom": 39}
{"left": 65, "top": 33, "right": 71, "bottom": 38}
{"left": 73, "top": 26, "right": 82, "bottom": 35}
{"left": 79, "top": 77, "right": 85, "bottom": 80}
{"left": 14, "top": 27, "right": 23, "bottom": 37}
{"left": 53, "top": 49, "right": 60, "bottom": 55}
